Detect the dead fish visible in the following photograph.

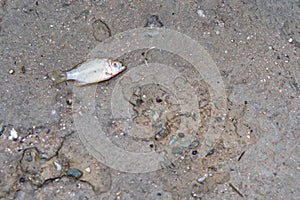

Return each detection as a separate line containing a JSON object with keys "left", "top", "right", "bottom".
{"left": 50, "top": 58, "right": 126, "bottom": 86}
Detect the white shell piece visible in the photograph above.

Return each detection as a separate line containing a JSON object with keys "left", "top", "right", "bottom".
{"left": 9, "top": 128, "right": 18, "bottom": 140}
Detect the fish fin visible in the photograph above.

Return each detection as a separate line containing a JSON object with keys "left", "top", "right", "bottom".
{"left": 68, "top": 60, "right": 85, "bottom": 71}
{"left": 74, "top": 81, "right": 93, "bottom": 87}
{"left": 49, "top": 70, "right": 67, "bottom": 86}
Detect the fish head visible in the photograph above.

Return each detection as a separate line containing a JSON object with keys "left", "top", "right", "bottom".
{"left": 108, "top": 60, "right": 126, "bottom": 76}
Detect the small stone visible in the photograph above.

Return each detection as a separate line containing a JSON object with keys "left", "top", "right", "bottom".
{"left": 9, "top": 128, "right": 18, "bottom": 141}
{"left": 197, "top": 9, "right": 205, "bottom": 18}
{"left": 169, "top": 135, "right": 177, "bottom": 145}
{"left": 178, "top": 132, "right": 185, "bottom": 138}
{"left": 67, "top": 168, "right": 83, "bottom": 178}
{"left": 145, "top": 15, "right": 164, "bottom": 28}
{"left": 19, "top": 177, "right": 26, "bottom": 182}
{"left": 172, "top": 147, "right": 183, "bottom": 155}
{"left": 215, "top": 116, "right": 222, "bottom": 122}
{"left": 9, "top": 69, "right": 15, "bottom": 74}
{"left": 0, "top": 124, "right": 6, "bottom": 136}
{"left": 205, "top": 138, "right": 213, "bottom": 147}
{"left": 197, "top": 174, "right": 208, "bottom": 183}
{"left": 66, "top": 99, "right": 72, "bottom": 106}
{"left": 180, "top": 140, "right": 191, "bottom": 148}
{"left": 205, "top": 149, "right": 214, "bottom": 157}
{"left": 153, "top": 112, "right": 159, "bottom": 121}
{"left": 155, "top": 128, "right": 168, "bottom": 140}
{"left": 136, "top": 99, "right": 143, "bottom": 106}
{"left": 116, "top": 191, "right": 121, "bottom": 196}
{"left": 156, "top": 98, "right": 162, "bottom": 103}
{"left": 191, "top": 140, "right": 200, "bottom": 148}
{"left": 54, "top": 162, "right": 62, "bottom": 171}
{"left": 25, "top": 156, "right": 33, "bottom": 162}
{"left": 192, "top": 192, "right": 203, "bottom": 198}
{"left": 85, "top": 167, "right": 91, "bottom": 173}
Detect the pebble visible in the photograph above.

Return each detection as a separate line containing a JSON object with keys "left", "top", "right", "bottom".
{"left": 205, "top": 149, "right": 215, "bottom": 157}
{"left": 85, "top": 167, "right": 91, "bottom": 173}
{"left": 178, "top": 132, "right": 185, "bottom": 138}
{"left": 192, "top": 192, "right": 203, "bottom": 198}
{"left": 155, "top": 128, "right": 168, "bottom": 140}
{"left": 215, "top": 116, "right": 222, "bottom": 122}
{"left": 169, "top": 135, "right": 177, "bottom": 145}
{"left": 0, "top": 125, "right": 7, "bottom": 136}
{"left": 66, "top": 99, "right": 72, "bottom": 106}
{"left": 25, "top": 156, "right": 33, "bottom": 162}
{"left": 8, "top": 128, "right": 18, "bottom": 141}
{"left": 136, "top": 99, "right": 143, "bottom": 106}
{"left": 197, "top": 174, "right": 208, "bottom": 183}
{"left": 54, "top": 162, "right": 62, "bottom": 171}
{"left": 180, "top": 140, "right": 191, "bottom": 148}
{"left": 191, "top": 140, "right": 200, "bottom": 148}
{"left": 19, "top": 177, "right": 26, "bottom": 182}
{"left": 9, "top": 69, "right": 15, "bottom": 74}
{"left": 66, "top": 168, "right": 83, "bottom": 178}
{"left": 35, "top": 126, "right": 43, "bottom": 134}
{"left": 205, "top": 138, "right": 213, "bottom": 147}
{"left": 197, "top": 9, "right": 206, "bottom": 18}
{"left": 156, "top": 98, "right": 162, "bottom": 103}
{"left": 172, "top": 147, "right": 183, "bottom": 155}
{"left": 153, "top": 112, "right": 159, "bottom": 121}
{"left": 145, "top": 15, "right": 164, "bottom": 28}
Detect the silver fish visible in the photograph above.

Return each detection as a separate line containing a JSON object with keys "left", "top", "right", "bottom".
{"left": 51, "top": 58, "right": 126, "bottom": 86}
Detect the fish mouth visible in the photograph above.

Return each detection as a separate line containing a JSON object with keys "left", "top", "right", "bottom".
{"left": 120, "top": 65, "right": 126, "bottom": 71}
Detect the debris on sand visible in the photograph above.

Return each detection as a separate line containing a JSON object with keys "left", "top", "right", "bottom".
{"left": 8, "top": 128, "right": 18, "bottom": 141}
{"left": 67, "top": 168, "right": 83, "bottom": 179}
{"left": 145, "top": 14, "right": 164, "bottom": 28}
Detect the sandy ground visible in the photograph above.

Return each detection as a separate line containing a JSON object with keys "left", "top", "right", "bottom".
{"left": 0, "top": 0, "right": 299, "bottom": 199}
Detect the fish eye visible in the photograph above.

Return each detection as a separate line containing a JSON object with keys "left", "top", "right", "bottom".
{"left": 112, "top": 62, "right": 118, "bottom": 67}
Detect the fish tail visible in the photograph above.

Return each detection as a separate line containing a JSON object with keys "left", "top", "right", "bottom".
{"left": 49, "top": 70, "right": 67, "bottom": 85}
